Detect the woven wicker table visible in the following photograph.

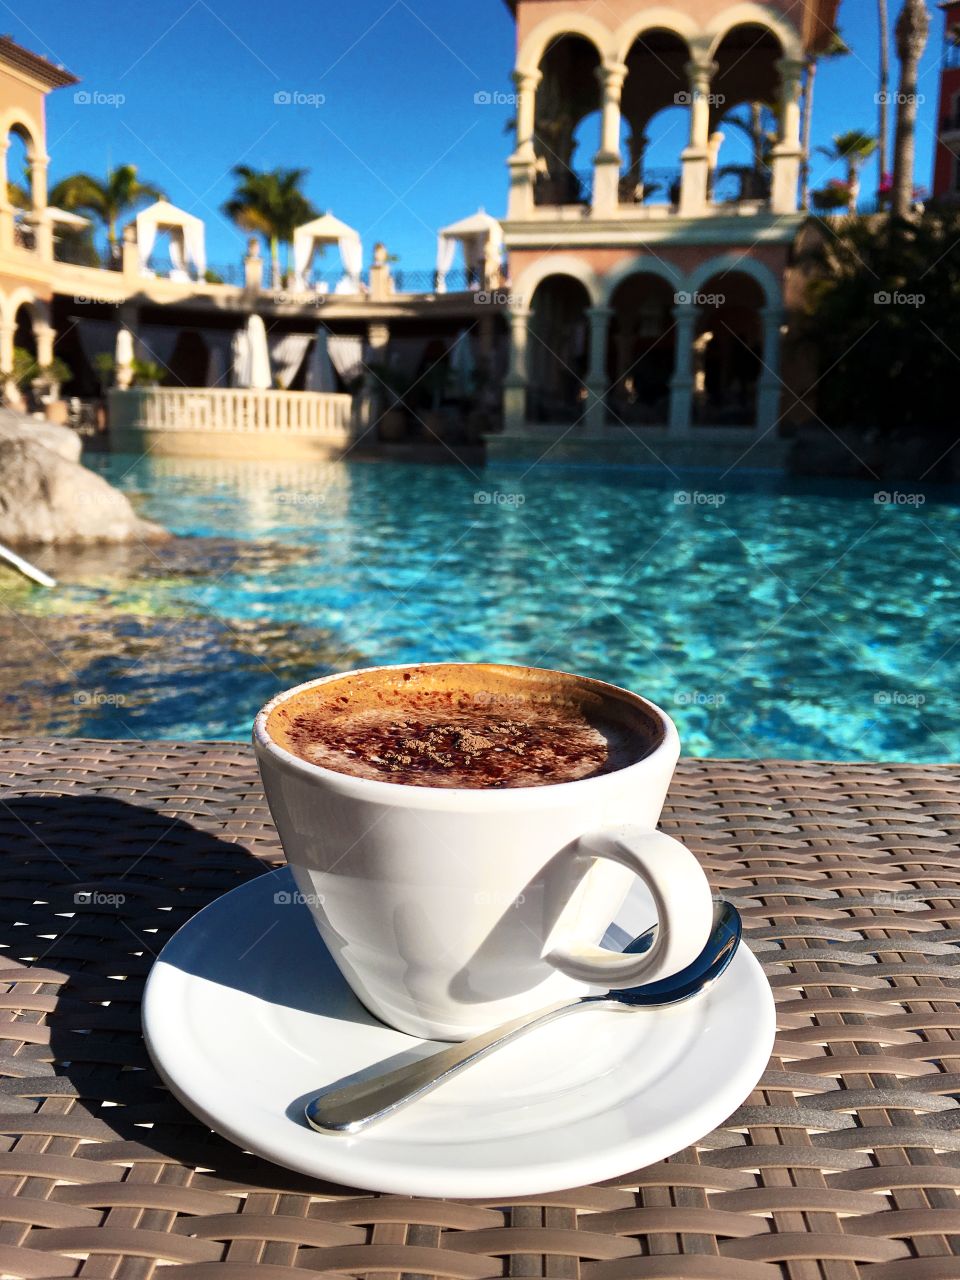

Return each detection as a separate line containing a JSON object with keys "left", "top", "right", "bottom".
{"left": 0, "top": 740, "right": 959, "bottom": 1280}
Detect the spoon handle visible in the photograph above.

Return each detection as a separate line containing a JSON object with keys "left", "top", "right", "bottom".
{"left": 305, "top": 996, "right": 598, "bottom": 1134}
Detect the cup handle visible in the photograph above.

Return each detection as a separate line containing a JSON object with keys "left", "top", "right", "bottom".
{"left": 544, "top": 827, "right": 714, "bottom": 988}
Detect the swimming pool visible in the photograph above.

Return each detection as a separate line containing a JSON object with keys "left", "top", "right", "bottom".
{"left": 2, "top": 453, "right": 957, "bottom": 761}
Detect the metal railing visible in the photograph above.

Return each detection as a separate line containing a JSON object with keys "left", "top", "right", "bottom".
{"left": 711, "top": 166, "right": 771, "bottom": 205}
{"left": 13, "top": 220, "right": 35, "bottom": 251}
{"left": 201, "top": 264, "right": 244, "bottom": 286}
{"left": 534, "top": 168, "right": 592, "bottom": 207}
{"left": 619, "top": 167, "right": 682, "bottom": 206}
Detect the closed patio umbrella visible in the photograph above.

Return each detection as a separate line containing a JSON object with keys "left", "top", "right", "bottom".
{"left": 232, "top": 316, "right": 272, "bottom": 389}
{"left": 247, "top": 314, "right": 272, "bottom": 389}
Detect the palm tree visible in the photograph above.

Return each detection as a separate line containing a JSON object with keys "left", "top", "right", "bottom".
{"left": 816, "top": 130, "right": 879, "bottom": 214}
{"left": 800, "top": 30, "right": 850, "bottom": 210}
{"left": 222, "top": 166, "right": 317, "bottom": 288}
{"left": 892, "top": 0, "right": 930, "bottom": 218}
{"left": 878, "top": 0, "right": 891, "bottom": 195}
{"left": 49, "top": 164, "right": 165, "bottom": 260}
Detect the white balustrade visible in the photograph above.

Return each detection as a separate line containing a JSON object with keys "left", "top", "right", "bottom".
{"left": 109, "top": 387, "right": 353, "bottom": 438}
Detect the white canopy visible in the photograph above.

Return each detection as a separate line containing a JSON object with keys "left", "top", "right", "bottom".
{"left": 292, "top": 212, "right": 362, "bottom": 293}
{"left": 46, "top": 207, "right": 91, "bottom": 228}
{"left": 135, "top": 199, "right": 207, "bottom": 280}
{"left": 436, "top": 208, "right": 503, "bottom": 293}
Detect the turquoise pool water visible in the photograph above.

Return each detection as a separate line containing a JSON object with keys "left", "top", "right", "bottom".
{"left": 3, "top": 454, "right": 958, "bottom": 760}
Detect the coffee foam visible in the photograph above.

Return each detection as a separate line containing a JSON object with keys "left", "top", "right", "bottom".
{"left": 266, "top": 664, "right": 664, "bottom": 788}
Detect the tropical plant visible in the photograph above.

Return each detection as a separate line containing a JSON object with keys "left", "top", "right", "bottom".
{"left": 811, "top": 179, "right": 853, "bottom": 212}
{"left": 89, "top": 353, "right": 161, "bottom": 387}
{"left": 131, "top": 358, "right": 163, "bottom": 387}
{"left": 222, "top": 166, "right": 318, "bottom": 289}
{"left": 892, "top": 0, "right": 930, "bottom": 218}
{"left": 92, "top": 352, "right": 115, "bottom": 388}
{"left": 800, "top": 30, "right": 850, "bottom": 210}
{"left": 814, "top": 130, "right": 878, "bottom": 214}
{"left": 7, "top": 166, "right": 31, "bottom": 210}
{"left": 799, "top": 209, "right": 960, "bottom": 442}
{"left": 11, "top": 346, "right": 38, "bottom": 389}
{"left": 49, "top": 164, "right": 165, "bottom": 260}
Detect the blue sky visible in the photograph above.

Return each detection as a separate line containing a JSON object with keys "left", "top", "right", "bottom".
{"left": 12, "top": 0, "right": 950, "bottom": 270}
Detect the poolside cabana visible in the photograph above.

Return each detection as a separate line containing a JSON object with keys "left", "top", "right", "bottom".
{"left": 435, "top": 209, "right": 503, "bottom": 294}
{"left": 292, "top": 213, "right": 363, "bottom": 294}
{"left": 135, "top": 200, "right": 207, "bottom": 281}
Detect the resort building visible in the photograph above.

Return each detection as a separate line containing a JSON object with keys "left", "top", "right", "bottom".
{"left": 0, "top": 0, "right": 843, "bottom": 465}
{"left": 0, "top": 37, "right": 507, "bottom": 459}
{"left": 497, "top": 0, "right": 840, "bottom": 464}
{"left": 933, "top": 0, "right": 960, "bottom": 201}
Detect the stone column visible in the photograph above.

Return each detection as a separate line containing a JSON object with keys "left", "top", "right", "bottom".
{"left": 34, "top": 323, "right": 55, "bottom": 368}
{"left": 122, "top": 224, "right": 140, "bottom": 279}
{"left": 756, "top": 305, "right": 785, "bottom": 431}
{"left": 592, "top": 62, "right": 628, "bottom": 215}
{"left": 507, "top": 69, "right": 542, "bottom": 219}
{"left": 668, "top": 299, "right": 698, "bottom": 433}
{"left": 769, "top": 59, "right": 805, "bottom": 213}
{"left": 584, "top": 305, "right": 612, "bottom": 429}
{"left": 679, "top": 60, "right": 717, "bottom": 216}
{"left": 0, "top": 138, "right": 11, "bottom": 255}
{"left": 503, "top": 306, "right": 532, "bottom": 431}
{"left": 26, "top": 153, "right": 52, "bottom": 259}
{"left": 244, "top": 237, "right": 264, "bottom": 292}
{"left": 369, "top": 243, "right": 393, "bottom": 300}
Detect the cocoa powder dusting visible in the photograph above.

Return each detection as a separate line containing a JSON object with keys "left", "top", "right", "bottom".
{"left": 281, "top": 690, "right": 636, "bottom": 788}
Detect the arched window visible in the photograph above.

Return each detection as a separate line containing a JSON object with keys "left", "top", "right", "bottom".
{"left": 607, "top": 273, "right": 676, "bottom": 425}
{"left": 708, "top": 25, "right": 783, "bottom": 207}
{"left": 527, "top": 275, "right": 591, "bottom": 422}
{"left": 691, "top": 271, "right": 766, "bottom": 427}
{"left": 619, "top": 30, "right": 692, "bottom": 208}
{"left": 533, "top": 36, "right": 602, "bottom": 206}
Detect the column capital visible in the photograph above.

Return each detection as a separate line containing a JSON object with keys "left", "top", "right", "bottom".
{"left": 512, "top": 67, "right": 542, "bottom": 91}
{"left": 672, "top": 296, "right": 700, "bottom": 318}
{"left": 586, "top": 304, "right": 614, "bottom": 321}
{"left": 508, "top": 305, "right": 533, "bottom": 322}
{"left": 685, "top": 58, "right": 718, "bottom": 88}
{"left": 595, "top": 60, "right": 629, "bottom": 89}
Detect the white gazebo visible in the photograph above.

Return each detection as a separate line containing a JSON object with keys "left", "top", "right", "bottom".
{"left": 292, "top": 213, "right": 363, "bottom": 294}
{"left": 435, "top": 209, "right": 503, "bottom": 294}
{"left": 135, "top": 200, "right": 207, "bottom": 281}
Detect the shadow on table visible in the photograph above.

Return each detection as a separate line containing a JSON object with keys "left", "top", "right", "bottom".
{"left": 0, "top": 793, "right": 364, "bottom": 1191}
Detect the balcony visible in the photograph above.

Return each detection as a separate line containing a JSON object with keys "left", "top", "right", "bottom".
{"left": 534, "top": 168, "right": 593, "bottom": 209}
{"left": 619, "top": 167, "right": 682, "bottom": 209}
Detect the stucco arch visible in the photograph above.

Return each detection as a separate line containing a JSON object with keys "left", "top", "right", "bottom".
{"left": 705, "top": 4, "right": 801, "bottom": 61}
{"left": 514, "top": 255, "right": 602, "bottom": 309}
{"left": 6, "top": 289, "right": 50, "bottom": 328}
{"left": 600, "top": 257, "right": 684, "bottom": 306}
{"left": 516, "top": 14, "right": 613, "bottom": 75}
{"left": 687, "top": 253, "right": 781, "bottom": 305}
{"left": 0, "top": 111, "right": 42, "bottom": 159}
{"left": 613, "top": 9, "right": 700, "bottom": 64}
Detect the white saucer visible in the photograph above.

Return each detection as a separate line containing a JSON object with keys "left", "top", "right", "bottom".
{"left": 143, "top": 866, "right": 775, "bottom": 1198}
